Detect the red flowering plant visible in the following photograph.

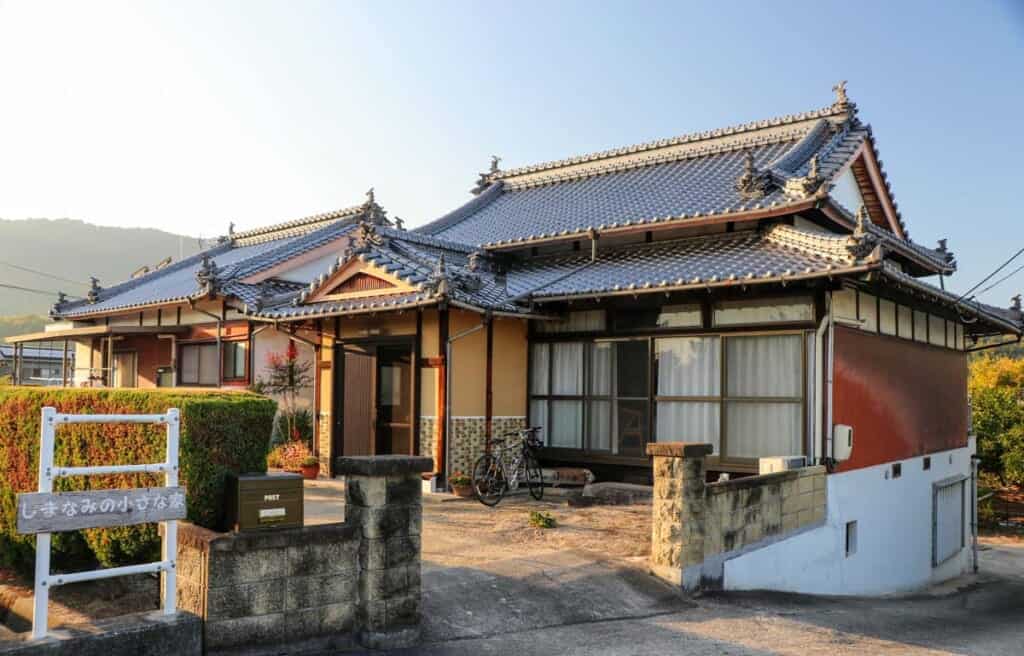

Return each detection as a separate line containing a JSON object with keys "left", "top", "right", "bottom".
{"left": 252, "top": 341, "right": 314, "bottom": 450}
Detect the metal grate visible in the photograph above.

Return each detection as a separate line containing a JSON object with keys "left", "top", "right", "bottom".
{"left": 933, "top": 475, "right": 966, "bottom": 567}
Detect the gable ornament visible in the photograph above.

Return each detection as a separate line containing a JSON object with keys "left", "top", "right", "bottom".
{"left": 735, "top": 150, "right": 768, "bottom": 200}
{"left": 87, "top": 277, "right": 102, "bottom": 304}
{"left": 1012, "top": 294, "right": 1022, "bottom": 313}
{"left": 195, "top": 254, "right": 220, "bottom": 295}
{"left": 471, "top": 155, "right": 502, "bottom": 195}
{"left": 422, "top": 254, "right": 451, "bottom": 298}
{"left": 846, "top": 205, "right": 879, "bottom": 259}
{"left": 352, "top": 220, "right": 387, "bottom": 253}
{"left": 783, "top": 154, "right": 822, "bottom": 199}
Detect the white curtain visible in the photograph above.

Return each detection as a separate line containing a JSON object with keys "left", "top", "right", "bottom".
{"left": 726, "top": 335, "right": 801, "bottom": 398}
{"left": 198, "top": 344, "right": 218, "bottom": 385}
{"left": 530, "top": 399, "right": 548, "bottom": 445}
{"left": 180, "top": 346, "right": 199, "bottom": 384}
{"left": 725, "top": 402, "right": 802, "bottom": 458}
{"left": 590, "top": 342, "right": 613, "bottom": 395}
{"left": 656, "top": 337, "right": 720, "bottom": 396}
{"left": 551, "top": 342, "right": 583, "bottom": 395}
{"left": 550, "top": 400, "right": 583, "bottom": 448}
{"left": 530, "top": 343, "right": 549, "bottom": 395}
{"left": 588, "top": 400, "right": 611, "bottom": 450}
{"left": 656, "top": 401, "right": 720, "bottom": 452}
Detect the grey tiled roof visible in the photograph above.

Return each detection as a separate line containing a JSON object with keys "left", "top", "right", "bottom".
{"left": 508, "top": 226, "right": 860, "bottom": 300}
{"left": 54, "top": 205, "right": 364, "bottom": 319}
{"left": 417, "top": 109, "right": 870, "bottom": 248}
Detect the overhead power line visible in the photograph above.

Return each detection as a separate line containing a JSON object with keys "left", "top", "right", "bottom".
{"left": 0, "top": 260, "right": 90, "bottom": 287}
{"left": 0, "top": 283, "right": 83, "bottom": 299}
{"left": 976, "top": 261, "right": 1024, "bottom": 298}
{"left": 955, "top": 245, "right": 1024, "bottom": 304}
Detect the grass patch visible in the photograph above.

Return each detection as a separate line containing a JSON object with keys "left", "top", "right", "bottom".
{"left": 529, "top": 510, "right": 557, "bottom": 529}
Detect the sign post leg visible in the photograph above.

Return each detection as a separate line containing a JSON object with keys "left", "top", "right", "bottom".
{"left": 31, "top": 407, "right": 57, "bottom": 640}
{"left": 162, "top": 408, "right": 179, "bottom": 614}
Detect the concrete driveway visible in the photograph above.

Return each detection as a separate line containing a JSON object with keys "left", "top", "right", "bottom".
{"left": 303, "top": 481, "right": 1024, "bottom": 655}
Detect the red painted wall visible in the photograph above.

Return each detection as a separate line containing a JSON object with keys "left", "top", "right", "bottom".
{"left": 118, "top": 336, "right": 172, "bottom": 388}
{"left": 833, "top": 325, "right": 967, "bottom": 472}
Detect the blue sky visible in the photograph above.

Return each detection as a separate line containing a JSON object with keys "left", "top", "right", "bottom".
{"left": 0, "top": 1, "right": 1021, "bottom": 304}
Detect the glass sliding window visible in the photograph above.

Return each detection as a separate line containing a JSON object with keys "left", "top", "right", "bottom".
{"left": 723, "top": 334, "right": 803, "bottom": 459}
{"left": 655, "top": 336, "right": 721, "bottom": 452}
{"left": 615, "top": 340, "right": 649, "bottom": 456}
{"left": 222, "top": 341, "right": 247, "bottom": 381}
{"left": 587, "top": 342, "right": 613, "bottom": 451}
{"left": 550, "top": 400, "right": 583, "bottom": 448}
{"left": 551, "top": 342, "right": 583, "bottom": 395}
{"left": 529, "top": 341, "right": 585, "bottom": 448}
{"left": 179, "top": 343, "right": 218, "bottom": 386}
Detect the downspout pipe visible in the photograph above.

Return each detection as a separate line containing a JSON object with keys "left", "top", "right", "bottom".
{"left": 444, "top": 319, "right": 486, "bottom": 484}
{"left": 826, "top": 291, "right": 835, "bottom": 467}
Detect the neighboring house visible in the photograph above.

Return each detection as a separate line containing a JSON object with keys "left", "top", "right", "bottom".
{"left": 0, "top": 344, "right": 70, "bottom": 386}
{"left": 6, "top": 84, "right": 1023, "bottom": 593}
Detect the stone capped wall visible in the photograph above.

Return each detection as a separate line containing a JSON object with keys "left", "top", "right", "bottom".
{"left": 648, "top": 443, "right": 827, "bottom": 592}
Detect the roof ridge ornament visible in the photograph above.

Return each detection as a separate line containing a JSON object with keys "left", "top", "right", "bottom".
{"left": 87, "top": 277, "right": 102, "bottom": 304}
{"left": 1012, "top": 294, "right": 1022, "bottom": 313}
{"left": 831, "top": 80, "right": 857, "bottom": 116}
{"left": 847, "top": 205, "right": 879, "bottom": 258}
{"left": 195, "top": 254, "right": 220, "bottom": 295}
{"left": 352, "top": 220, "right": 387, "bottom": 253}
{"left": 422, "top": 253, "right": 451, "bottom": 298}
{"left": 782, "top": 154, "right": 822, "bottom": 199}
{"left": 50, "top": 291, "right": 68, "bottom": 317}
{"left": 360, "top": 187, "right": 390, "bottom": 226}
{"left": 471, "top": 155, "right": 502, "bottom": 196}
{"left": 735, "top": 150, "right": 768, "bottom": 200}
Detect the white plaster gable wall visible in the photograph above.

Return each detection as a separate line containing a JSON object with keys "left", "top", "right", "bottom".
{"left": 723, "top": 442, "right": 974, "bottom": 596}
{"left": 252, "top": 327, "right": 316, "bottom": 412}
{"left": 275, "top": 253, "right": 344, "bottom": 284}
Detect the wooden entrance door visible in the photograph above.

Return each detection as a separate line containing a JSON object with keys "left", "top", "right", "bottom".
{"left": 339, "top": 344, "right": 375, "bottom": 457}
{"left": 333, "top": 341, "right": 415, "bottom": 461}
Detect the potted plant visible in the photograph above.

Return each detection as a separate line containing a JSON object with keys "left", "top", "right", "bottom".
{"left": 449, "top": 471, "right": 473, "bottom": 497}
{"left": 299, "top": 455, "right": 320, "bottom": 480}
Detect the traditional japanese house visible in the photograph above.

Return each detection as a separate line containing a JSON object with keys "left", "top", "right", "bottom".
{"left": 7, "top": 84, "right": 1023, "bottom": 592}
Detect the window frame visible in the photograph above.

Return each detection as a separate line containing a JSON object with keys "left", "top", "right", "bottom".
{"left": 528, "top": 326, "right": 810, "bottom": 470}
{"left": 178, "top": 341, "right": 220, "bottom": 387}
{"left": 221, "top": 339, "right": 249, "bottom": 383}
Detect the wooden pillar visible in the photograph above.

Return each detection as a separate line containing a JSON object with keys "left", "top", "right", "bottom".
{"left": 413, "top": 310, "right": 422, "bottom": 457}
{"left": 484, "top": 317, "right": 493, "bottom": 451}
{"left": 61, "top": 339, "right": 69, "bottom": 387}
{"left": 436, "top": 307, "right": 449, "bottom": 479}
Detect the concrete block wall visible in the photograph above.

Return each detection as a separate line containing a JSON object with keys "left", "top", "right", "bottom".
{"left": 176, "top": 454, "right": 432, "bottom": 653}
{"left": 176, "top": 523, "right": 359, "bottom": 653}
{"left": 705, "top": 465, "right": 827, "bottom": 556}
{"left": 648, "top": 443, "right": 827, "bottom": 592}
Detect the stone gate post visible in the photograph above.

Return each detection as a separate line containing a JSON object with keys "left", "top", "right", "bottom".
{"left": 335, "top": 455, "right": 433, "bottom": 650}
{"left": 647, "top": 442, "right": 713, "bottom": 592}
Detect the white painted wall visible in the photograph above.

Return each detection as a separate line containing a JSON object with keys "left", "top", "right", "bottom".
{"left": 252, "top": 327, "right": 316, "bottom": 412}
{"left": 723, "top": 441, "right": 975, "bottom": 595}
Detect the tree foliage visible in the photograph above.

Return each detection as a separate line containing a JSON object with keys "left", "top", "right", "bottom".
{"left": 970, "top": 356, "right": 1024, "bottom": 485}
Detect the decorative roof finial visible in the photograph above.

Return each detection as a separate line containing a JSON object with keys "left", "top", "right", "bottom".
{"left": 937, "top": 238, "right": 948, "bottom": 253}
{"left": 394, "top": 216, "right": 405, "bottom": 231}
{"left": 87, "top": 277, "right": 102, "bottom": 304}
{"left": 807, "top": 154, "right": 819, "bottom": 180}
{"left": 195, "top": 253, "right": 220, "bottom": 294}
{"left": 467, "top": 250, "right": 483, "bottom": 273}
{"left": 365, "top": 187, "right": 375, "bottom": 205}
{"left": 228, "top": 221, "right": 235, "bottom": 236}
{"left": 50, "top": 291, "right": 67, "bottom": 317}
{"left": 833, "top": 80, "right": 849, "bottom": 107}
{"left": 471, "top": 156, "right": 503, "bottom": 196}
{"left": 1012, "top": 294, "right": 1022, "bottom": 312}
{"left": 735, "top": 150, "right": 767, "bottom": 199}
{"left": 854, "top": 204, "right": 870, "bottom": 236}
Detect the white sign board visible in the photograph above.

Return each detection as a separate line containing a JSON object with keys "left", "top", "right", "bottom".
{"left": 17, "top": 486, "right": 187, "bottom": 534}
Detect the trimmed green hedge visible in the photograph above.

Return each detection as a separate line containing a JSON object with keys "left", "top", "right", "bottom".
{"left": 0, "top": 387, "right": 275, "bottom": 573}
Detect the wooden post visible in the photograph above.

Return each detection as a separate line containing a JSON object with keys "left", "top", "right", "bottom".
{"left": 436, "top": 307, "right": 448, "bottom": 479}
{"left": 485, "top": 317, "right": 493, "bottom": 451}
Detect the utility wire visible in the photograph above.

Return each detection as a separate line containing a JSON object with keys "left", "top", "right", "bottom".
{"left": 0, "top": 260, "right": 90, "bottom": 287}
{"left": 0, "top": 283, "right": 83, "bottom": 299}
{"left": 954, "top": 245, "right": 1024, "bottom": 304}
{"left": 975, "top": 261, "right": 1024, "bottom": 298}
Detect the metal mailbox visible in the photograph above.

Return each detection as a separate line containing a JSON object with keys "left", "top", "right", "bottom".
{"left": 224, "top": 472, "right": 304, "bottom": 532}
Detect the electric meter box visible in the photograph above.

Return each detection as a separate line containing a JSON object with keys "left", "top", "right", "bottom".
{"left": 223, "top": 472, "right": 304, "bottom": 532}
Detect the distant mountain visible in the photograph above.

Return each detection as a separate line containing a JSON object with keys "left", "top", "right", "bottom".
{"left": 0, "top": 218, "right": 203, "bottom": 317}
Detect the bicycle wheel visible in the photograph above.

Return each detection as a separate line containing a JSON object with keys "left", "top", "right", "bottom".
{"left": 472, "top": 453, "right": 506, "bottom": 507}
{"left": 525, "top": 451, "right": 544, "bottom": 501}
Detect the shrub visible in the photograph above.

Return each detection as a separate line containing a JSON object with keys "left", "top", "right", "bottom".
{"left": 970, "top": 356, "right": 1024, "bottom": 482}
{"left": 270, "top": 408, "right": 314, "bottom": 449}
{"left": 528, "top": 510, "right": 557, "bottom": 529}
{"left": 267, "top": 440, "right": 311, "bottom": 471}
{"left": 0, "top": 387, "right": 276, "bottom": 574}
{"left": 448, "top": 471, "right": 470, "bottom": 487}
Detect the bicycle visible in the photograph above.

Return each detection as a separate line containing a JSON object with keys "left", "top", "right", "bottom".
{"left": 471, "top": 427, "right": 544, "bottom": 507}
